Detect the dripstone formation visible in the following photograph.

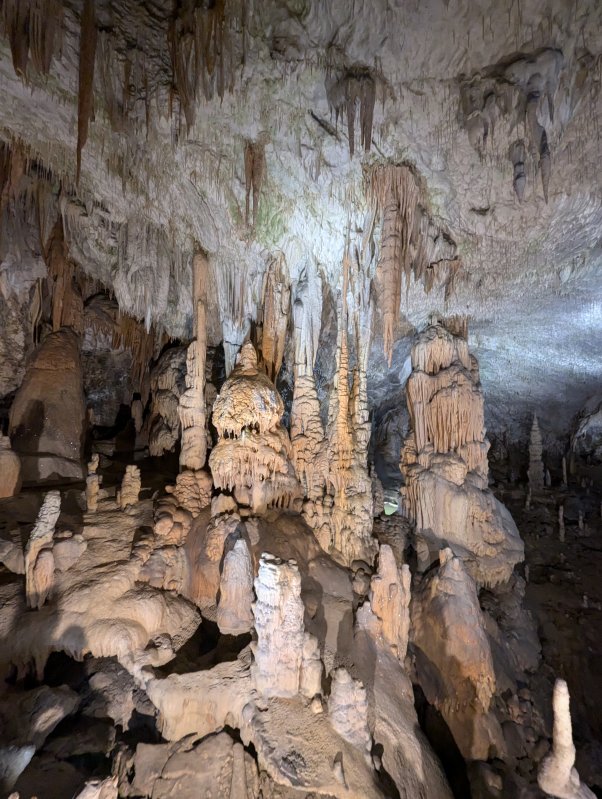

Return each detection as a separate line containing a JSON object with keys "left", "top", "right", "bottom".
{"left": 0, "top": 2, "right": 601, "bottom": 798}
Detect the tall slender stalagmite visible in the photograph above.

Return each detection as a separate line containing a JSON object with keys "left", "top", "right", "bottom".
{"left": 179, "top": 252, "right": 209, "bottom": 471}
{"left": 528, "top": 413, "right": 545, "bottom": 490}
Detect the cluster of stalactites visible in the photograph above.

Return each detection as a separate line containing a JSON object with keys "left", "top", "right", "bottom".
{"left": 1, "top": 0, "right": 63, "bottom": 78}
{"left": 209, "top": 342, "right": 301, "bottom": 514}
{"left": 367, "top": 165, "right": 460, "bottom": 365}
{"left": 212, "top": 342, "right": 284, "bottom": 439}
{"left": 405, "top": 324, "right": 487, "bottom": 477}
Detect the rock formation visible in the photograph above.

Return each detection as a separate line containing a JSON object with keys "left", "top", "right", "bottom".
{"left": 178, "top": 252, "right": 209, "bottom": 471}
{"left": 118, "top": 465, "right": 141, "bottom": 509}
{"left": 148, "top": 347, "right": 187, "bottom": 457}
{"left": 209, "top": 342, "right": 301, "bottom": 515}
{"left": 0, "top": 4, "right": 601, "bottom": 797}
{"left": 401, "top": 321, "right": 524, "bottom": 586}
{"left": 366, "top": 544, "right": 411, "bottom": 662}
{"left": 250, "top": 554, "right": 306, "bottom": 698}
{"left": 9, "top": 329, "right": 85, "bottom": 480}
{"left": 529, "top": 413, "right": 545, "bottom": 490}
{"left": 538, "top": 679, "right": 595, "bottom": 799}
{"left": 216, "top": 537, "right": 254, "bottom": 635}
{"left": 24, "top": 490, "right": 61, "bottom": 610}
{"left": 0, "top": 433, "right": 21, "bottom": 498}
{"left": 327, "top": 667, "right": 372, "bottom": 757}
{"left": 85, "top": 454, "right": 100, "bottom": 513}
{"left": 411, "top": 548, "right": 499, "bottom": 760}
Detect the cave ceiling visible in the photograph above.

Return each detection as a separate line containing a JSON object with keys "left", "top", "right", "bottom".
{"left": 1, "top": 0, "right": 601, "bottom": 440}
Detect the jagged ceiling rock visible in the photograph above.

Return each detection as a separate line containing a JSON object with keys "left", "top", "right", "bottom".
{"left": 0, "top": 0, "right": 601, "bottom": 436}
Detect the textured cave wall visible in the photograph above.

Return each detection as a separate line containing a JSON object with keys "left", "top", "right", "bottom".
{"left": 0, "top": 0, "right": 601, "bottom": 441}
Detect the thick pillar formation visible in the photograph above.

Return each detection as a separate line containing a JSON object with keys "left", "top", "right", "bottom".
{"left": 251, "top": 554, "right": 305, "bottom": 698}
{"left": 411, "top": 548, "right": 499, "bottom": 760}
{"left": 148, "top": 347, "right": 187, "bottom": 457}
{"left": 9, "top": 329, "right": 85, "bottom": 481}
{"left": 401, "top": 321, "right": 523, "bottom": 586}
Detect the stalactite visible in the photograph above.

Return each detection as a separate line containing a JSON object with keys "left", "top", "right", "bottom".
{"left": 509, "top": 140, "right": 527, "bottom": 201}
{"left": 259, "top": 253, "right": 289, "bottom": 382}
{"left": 169, "top": 0, "right": 237, "bottom": 130}
{"left": 76, "top": 0, "right": 97, "bottom": 183}
{"left": 244, "top": 139, "right": 266, "bottom": 227}
{"left": 1, "top": 0, "right": 63, "bottom": 78}
{"left": 367, "top": 163, "right": 458, "bottom": 365}
{"left": 43, "top": 218, "right": 83, "bottom": 335}
{"left": 327, "top": 69, "right": 376, "bottom": 157}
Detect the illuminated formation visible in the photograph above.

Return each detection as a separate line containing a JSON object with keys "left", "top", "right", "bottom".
{"left": 0, "top": 3, "right": 600, "bottom": 798}
{"left": 209, "top": 341, "right": 301, "bottom": 515}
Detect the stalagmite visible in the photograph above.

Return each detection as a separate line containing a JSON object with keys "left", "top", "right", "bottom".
{"left": 401, "top": 322, "right": 523, "bottom": 586}
{"left": 149, "top": 347, "right": 187, "bottom": 457}
{"left": 559, "top": 505, "right": 565, "bottom": 542}
{"left": 290, "top": 266, "right": 329, "bottom": 536}
{"left": 217, "top": 537, "right": 254, "bottom": 635}
{"left": 0, "top": 433, "right": 21, "bottom": 498}
{"left": 562, "top": 456, "right": 568, "bottom": 488}
{"left": 325, "top": 252, "right": 376, "bottom": 567}
{"left": 529, "top": 414, "right": 545, "bottom": 490}
{"left": 179, "top": 252, "right": 209, "bottom": 471}
{"left": 209, "top": 342, "right": 301, "bottom": 515}
{"left": 25, "top": 490, "right": 61, "bottom": 610}
{"left": 118, "top": 465, "right": 141, "bottom": 510}
{"left": 327, "top": 668, "right": 372, "bottom": 757}
{"left": 85, "top": 453, "right": 101, "bottom": 513}
{"left": 368, "top": 544, "right": 411, "bottom": 662}
{"left": 165, "top": 469, "right": 212, "bottom": 517}
{"left": 251, "top": 554, "right": 305, "bottom": 698}
{"left": 9, "top": 328, "right": 86, "bottom": 481}
{"left": 538, "top": 679, "right": 595, "bottom": 799}
{"left": 411, "top": 548, "right": 499, "bottom": 760}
